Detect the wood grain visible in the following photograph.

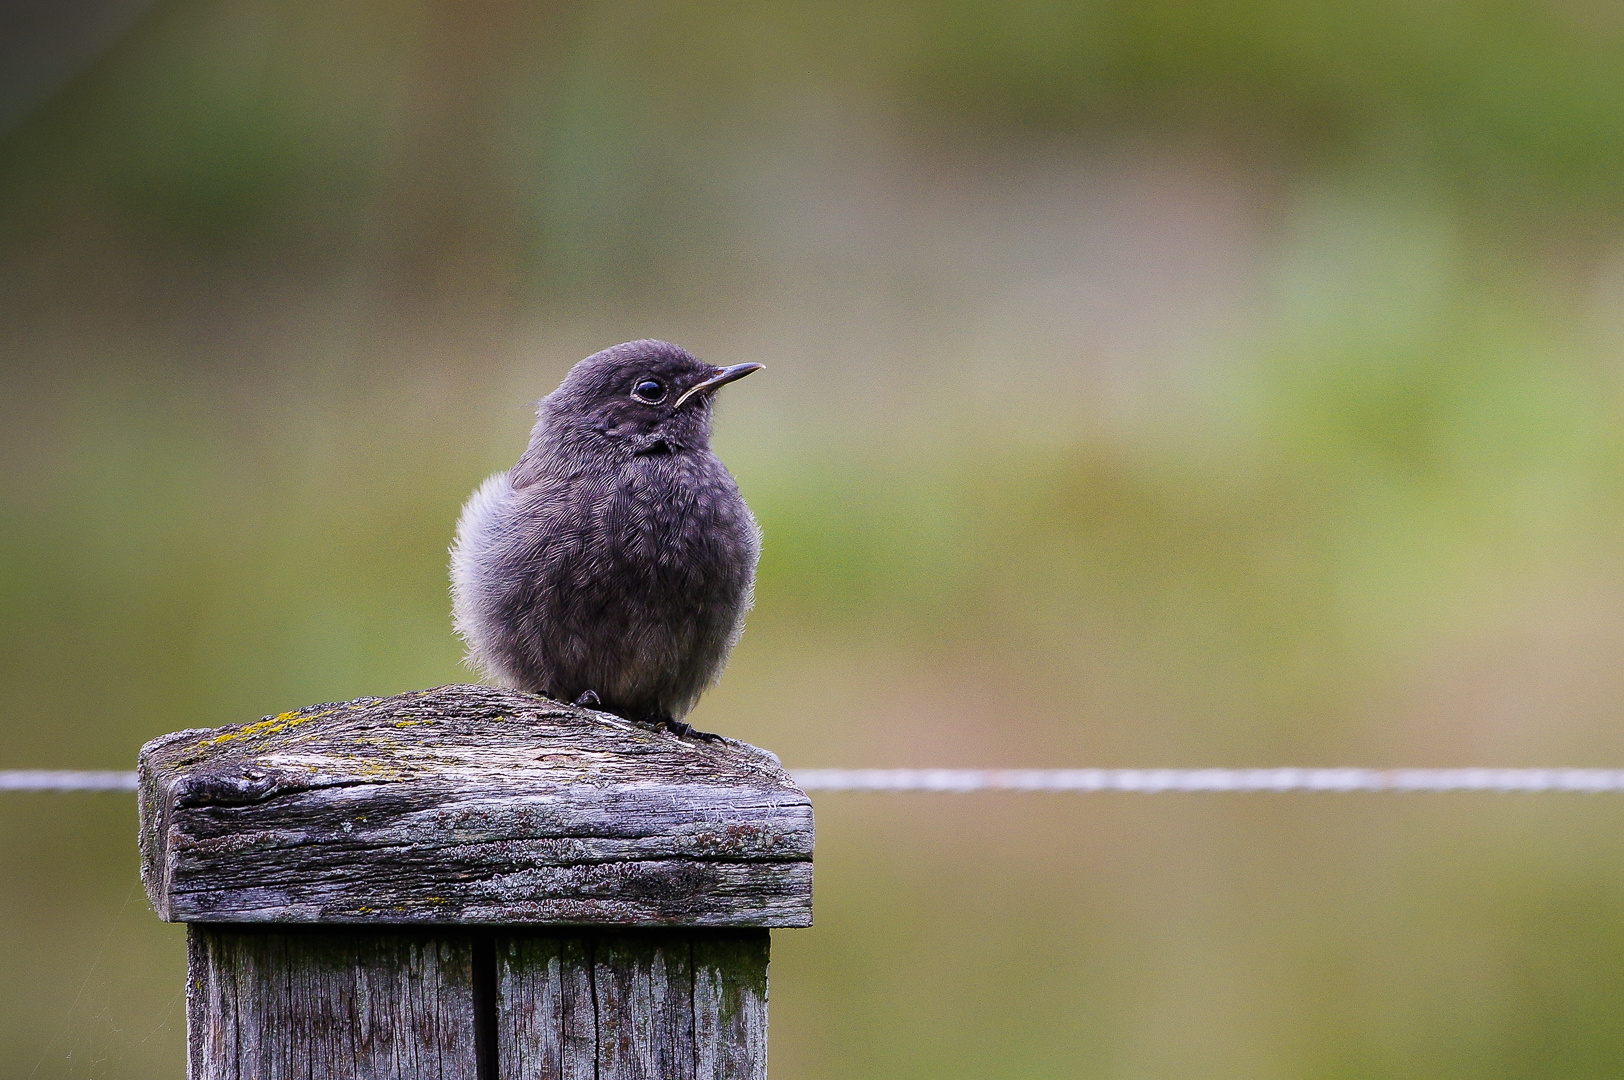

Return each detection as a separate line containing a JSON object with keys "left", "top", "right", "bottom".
{"left": 693, "top": 933, "right": 769, "bottom": 1080}
{"left": 593, "top": 932, "right": 695, "bottom": 1080}
{"left": 138, "top": 685, "right": 813, "bottom": 927}
{"left": 492, "top": 930, "right": 769, "bottom": 1080}
{"left": 185, "top": 927, "right": 771, "bottom": 1079}
{"left": 188, "top": 925, "right": 479, "bottom": 1079}
{"left": 492, "top": 933, "right": 596, "bottom": 1080}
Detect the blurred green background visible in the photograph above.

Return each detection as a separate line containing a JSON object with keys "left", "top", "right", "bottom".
{"left": 8, "top": 0, "right": 1624, "bottom": 1075}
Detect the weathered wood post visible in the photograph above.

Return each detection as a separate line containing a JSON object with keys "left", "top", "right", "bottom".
{"left": 137, "top": 685, "right": 813, "bottom": 1079}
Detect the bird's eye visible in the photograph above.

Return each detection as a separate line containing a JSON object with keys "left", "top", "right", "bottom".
{"left": 632, "top": 378, "right": 665, "bottom": 403}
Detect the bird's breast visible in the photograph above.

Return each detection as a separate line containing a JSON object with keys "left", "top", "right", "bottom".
{"left": 516, "top": 451, "right": 756, "bottom": 595}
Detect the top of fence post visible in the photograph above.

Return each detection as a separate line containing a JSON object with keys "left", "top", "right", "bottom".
{"left": 137, "top": 684, "right": 814, "bottom": 927}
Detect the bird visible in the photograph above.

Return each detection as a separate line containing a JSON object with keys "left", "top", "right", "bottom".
{"left": 450, "top": 339, "right": 763, "bottom": 738}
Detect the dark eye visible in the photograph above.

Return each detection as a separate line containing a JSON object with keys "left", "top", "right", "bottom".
{"left": 632, "top": 378, "right": 665, "bottom": 403}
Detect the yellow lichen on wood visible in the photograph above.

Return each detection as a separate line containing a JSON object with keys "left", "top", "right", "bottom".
{"left": 194, "top": 709, "right": 335, "bottom": 749}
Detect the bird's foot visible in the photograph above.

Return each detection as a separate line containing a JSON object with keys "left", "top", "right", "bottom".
{"left": 572, "top": 690, "right": 601, "bottom": 709}
{"left": 641, "top": 713, "right": 725, "bottom": 742}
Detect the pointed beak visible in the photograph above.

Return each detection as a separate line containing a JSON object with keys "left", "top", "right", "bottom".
{"left": 673, "top": 363, "right": 764, "bottom": 409}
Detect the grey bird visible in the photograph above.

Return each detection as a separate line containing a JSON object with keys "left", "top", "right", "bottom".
{"left": 450, "top": 340, "right": 762, "bottom": 737}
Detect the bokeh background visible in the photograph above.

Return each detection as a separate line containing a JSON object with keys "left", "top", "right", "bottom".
{"left": 9, "top": 0, "right": 1624, "bottom": 1075}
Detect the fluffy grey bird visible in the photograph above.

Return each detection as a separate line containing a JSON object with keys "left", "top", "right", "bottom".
{"left": 450, "top": 340, "right": 762, "bottom": 737}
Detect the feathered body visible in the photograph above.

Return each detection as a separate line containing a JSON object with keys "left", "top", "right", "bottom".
{"left": 450, "top": 340, "right": 761, "bottom": 723}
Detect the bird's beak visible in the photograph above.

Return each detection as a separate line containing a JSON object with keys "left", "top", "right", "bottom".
{"left": 673, "top": 363, "right": 764, "bottom": 409}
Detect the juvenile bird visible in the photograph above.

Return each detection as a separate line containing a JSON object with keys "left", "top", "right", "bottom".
{"left": 450, "top": 340, "right": 762, "bottom": 737}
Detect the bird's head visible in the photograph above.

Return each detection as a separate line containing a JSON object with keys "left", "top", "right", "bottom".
{"left": 538, "top": 340, "right": 762, "bottom": 455}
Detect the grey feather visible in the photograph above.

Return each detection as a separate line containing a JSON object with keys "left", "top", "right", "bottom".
{"left": 451, "top": 340, "right": 762, "bottom": 724}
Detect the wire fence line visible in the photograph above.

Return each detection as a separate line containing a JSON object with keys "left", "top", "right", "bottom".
{"left": 0, "top": 771, "right": 140, "bottom": 791}
{"left": 793, "top": 768, "right": 1624, "bottom": 792}
{"left": 10, "top": 767, "right": 1624, "bottom": 793}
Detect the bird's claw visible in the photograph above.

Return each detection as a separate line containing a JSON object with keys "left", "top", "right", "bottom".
{"left": 642, "top": 714, "right": 725, "bottom": 742}
{"left": 572, "top": 690, "right": 601, "bottom": 709}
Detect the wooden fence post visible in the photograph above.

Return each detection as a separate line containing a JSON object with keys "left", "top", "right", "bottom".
{"left": 137, "top": 685, "right": 814, "bottom": 1080}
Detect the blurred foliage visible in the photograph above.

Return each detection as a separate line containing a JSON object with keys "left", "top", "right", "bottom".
{"left": 8, "top": 0, "right": 1624, "bottom": 1077}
